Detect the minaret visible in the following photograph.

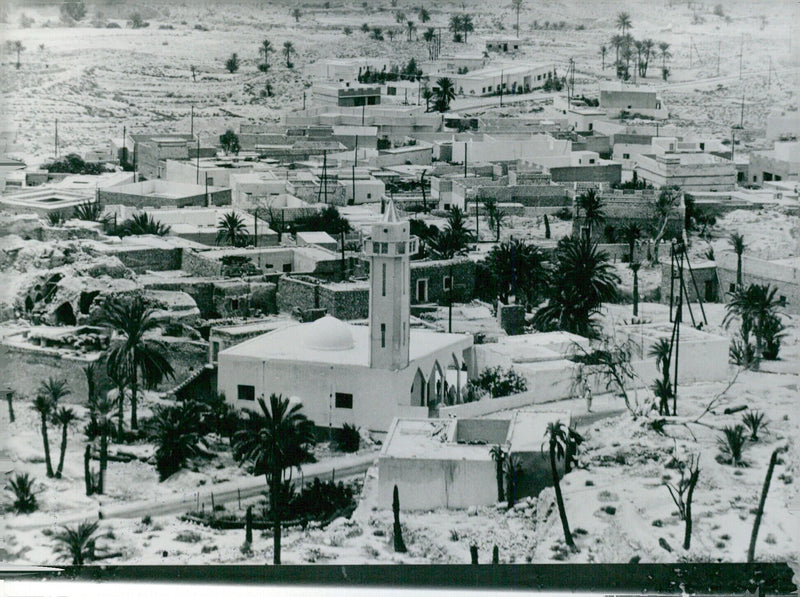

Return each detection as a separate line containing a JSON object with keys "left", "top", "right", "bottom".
{"left": 367, "top": 199, "right": 416, "bottom": 369}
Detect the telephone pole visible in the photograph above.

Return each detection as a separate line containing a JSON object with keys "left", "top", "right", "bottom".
{"left": 190, "top": 105, "right": 194, "bottom": 138}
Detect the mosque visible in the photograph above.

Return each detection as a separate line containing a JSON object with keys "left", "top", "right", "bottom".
{"left": 216, "top": 201, "right": 475, "bottom": 433}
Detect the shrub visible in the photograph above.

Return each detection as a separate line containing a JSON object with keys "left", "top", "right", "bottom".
{"left": 128, "top": 12, "right": 147, "bottom": 28}
{"left": 225, "top": 53, "right": 240, "bottom": 74}
{"left": 553, "top": 207, "right": 572, "bottom": 221}
{"left": 466, "top": 366, "right": 528, "bottom": 399}
{"left": 152, "top": 403, "right": 202, "bottom": 481}
{"left": 6, "top": 473, "right": 38, "bottom": 514}
{"left": 717, "top": 425, "right": 747, "bottom": 466}
{"left": 761, "top": 314, "right": 785, "bottom": 360}
{"left": 742, "top": 411, "right": 767, "bottom": 441}
{"left": 729, "top": 334, "right": 756, "bottom": 368}
{"left": 336, "top": 423, "right": 360, "bottom": 453}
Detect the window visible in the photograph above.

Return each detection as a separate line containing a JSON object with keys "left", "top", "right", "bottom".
{"left": 443, "top": 276, "right": 452, "bottom": 292}
{"left": 397, "top": 242, "right": 405, "bottom": 254}
{"left": 416, "top": 278, "right": 428, "bottom": 302}
{"left": 211, "top": 341, "right": 220, "bottom": 363}
{"left": 207, "top": 177, "right": 214, "bottom": 186}
{"left": 283, "top": 263, "right": 292, "bottom": 273}
{"left": 589, "top": 158, "right": 595, "bottom": 164}
{"left": 237, "top": 385, "right": 255, "bottom": 401}
{"left": 380, "top": 324, "right": 386, "bottom": 348}
{"left": 230, "top": 298, "right": 239, "bottom": 311}
{"left": 623, "top": 153, "right": 630, "bottom": 159}
{"left": 729, "top": 283, "right": 736, "bottom": 293}
{"left": 367, "top": 193, "right": 372, "bottom": 199}
{"left": 382, "top": 263, "right": 387, "bottom": 296}
{"left": 335, "top": 392, "right": 353, "bottom": 409}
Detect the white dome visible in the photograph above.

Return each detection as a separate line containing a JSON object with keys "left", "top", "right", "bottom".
{"left": 303, "top": 315, "right": 355, "bottom": 351}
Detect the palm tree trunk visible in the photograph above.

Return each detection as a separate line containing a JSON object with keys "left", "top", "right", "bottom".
{"left": 748, "top": 449, "right": 778, "bottom": 562}
{"left": 683, "top": 470, "right": 697, "bottom": 549}
{"left": 41, "top": 415, "right": 54, "bottom": 477}
{"left": 633, "top": 269, "right": 639, "bottom": 317}
{"left": 117, "top": 386, "right": 125, "bottom": 439}
{"left": 270, "top": 469, "right": 281, "bottom": 565}
{"left": 496, "top": 461, "right": 505, "bottom": 502}
{"left": 6, "top": 393, "right": 14, "bottom": 423}
{"left": 56, "top": 422, "right": 68, "bottom": 478}
{"left": 551, "top": 444, "right": 574, "bottom": 548}
{"left": 99, "top": 427, "right": 108, "bottom": 494}
{"left": 736, "top": 255, "right": 742, "bottom": 288}
{"left": 130, "top": 372, "right": 138, "bottom": 430}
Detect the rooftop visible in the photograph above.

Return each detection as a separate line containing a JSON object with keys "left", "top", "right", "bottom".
{"left": 220, "top": 315, "right": 471, "bottom": 367}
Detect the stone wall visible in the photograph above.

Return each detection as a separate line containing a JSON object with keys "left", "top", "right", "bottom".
{"left": 0, "top": 344, "right": 107, "bottom": 404}
{"left": 549, "top": 164, "right": 622, "bottom": 185}
{"left": 717, "top": 252, "right": 800, "bottom": 314}
{"left": 410, "top": 259, "right": 476, "bottom": 304}
{"left": 105, "top": 247, "right": 183, "bottom": 273}
{"left": 276, "top": 276, "right": 370, "bottom": 319}
{"left": 182, "top": 250, "right": 223, "bottom": 278}
{"left": 659, "top": 262, "right": 720, "bottom": 305}
{"left": 98, "top": 188, "right": 231, "bottom": 208}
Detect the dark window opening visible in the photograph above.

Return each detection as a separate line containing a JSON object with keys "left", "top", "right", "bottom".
{"left": 237, "top": 385, "right": 255, "bottom": 401}
{"left": 283, "top": 263, "right": 292, "bottom": 272}
{"left": 335, "top": 392, "right": 353, "bottom": 409}
{"left": 729, "top": 283, "right": 736, "bottom": 293}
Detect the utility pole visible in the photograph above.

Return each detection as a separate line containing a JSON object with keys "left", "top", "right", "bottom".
{"left": 739, "top": 33, "right": 743, "bottom": 80}
{"left": 448, "top": 264, "right": 453, "bottom": 333}
{"left": 323, "top": 150, "right": 328, "bottom": 204}
{"left": 352, "top": 165, "right": 356, "bottom": 206}
{"left": 499, "top": 69, "right": 504, "bottom": 107}
{"left": 740, "top": 93, "right": 745, "bottom": 128}
{"left": 190, "top": 104, "right": 194, "bottom": 138}
{"left": 196, "top": 138, "right": 200, "bottom": 184}
{"left": 122, "top": 125, "right": 127, "bottom": 165}
{"left": 464, "top": 142, "right": 468, "bottom": 178}
{"left": 340, "top": 228, "right": 346, "bottom": 279}
{"left": 204, "top": 172, "right": 209, "bottom": 207}
{"left": 354, "top": 135, "right": 358, "bottom": 168}
{"left": 54, "top": 118, "right": 58, "bottom": 158}
{"left": 254, "top": 208, "right": 258, "bottom": 248}
{"left": 303, "top": 92, "right": 306, "bottom": 110}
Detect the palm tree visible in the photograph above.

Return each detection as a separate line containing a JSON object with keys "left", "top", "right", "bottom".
{"left": 33, "top": 378, "right": 70, "bottom": 477}
{"left": 658, "top": 41, "right": 672, "bottom": 80}
{"left": 190, "top": 65, "right": 197, "bottom": 82}
{"left": 94, "top": 394, "right": 116, "bottom": 494}
{"left": 620, "top": 222, "right": 642, "bottom": 263}
{"left": 83, "top": 363, "right": 99, "bottom": 435}
{"left": 116, "top": 213, "right": 170, "bottom": 237}
{"left": 12, "top": 40, "right": 24, "bottom": 69}
{"left": 543, "top": 421, "right": 575, "bottom": 550}
{"left": 486, "top": 239, "right": 548, "bottom": 307}
{"left": 107, "top": 361, "right": 130, "bottom": 440}
{"left": 428, "top": 206, "right": 473, "bottom": 259}
{"left": 576, "top": 188, "right": 605, "bottom": 239}
{"left": 73, "top": 201, "right": 109, "bottom": 224}
{"left": 283, "top": 41, "right": 294, "bottom": 68}
{"left": 640, "top": 38, "right": 655, "bottom": 77}
{"left": 434, "top": 77, "right": 456, "bottom": 112}
{"left": 600, "top": 44, "right": 607, "bottom": 70}
{"left": 728, "top": 232, "right": 746, "bottom": 290}
{"left": 152, "top": 401, "right": 202, "bottom": 480}
{"left": 291, "top": 8, "right": 301, "bottom": 23}
{"left": 648, "top": 337, "right": 672, "bottom": 414}
{"left": 532, "top": 236, "right": 620, "bottom": 338}
{"left": 423, "top": 27, "right": 437, "bottom": 60}
{"left": 461, "top": 14, "right": 474, "bottom": 42}
{"left": 259, "top": 39, "right": 273, "bottom": 71}
{"left": 723, "top": 284, "right": 783, "bottom": 364}
{"left": 101, "top": 295, "right": 175, "bottom": 430}
{"left": 630, "top": 261, "right": 641, "bottom": 317}
{"left": 484, "top": 198, "right": 506, "bottom": 241}
{"left": 53, "top": 406, "right": 78, "bottom": 478}
{"left": 217, "top": 211, "right": 250, "bottom": 247}
{"left": 52, "top": 520, "right": 99, "bottom": 566}
{"left": 489, "top": 445, "right": 506, "bottom": 502}
{"left": 610, "top": 35, "right": 624, "bottom": 77}
{"left": 449, "top": 14, "right": 463, "bottom": 41}
{"left": 233, "top": 394, "right": 316, "bottom": 565}
{"left": 418, "top": 7, "right": 430, "bottom": 22}
{"left": 616, "top": 11, "right": 632, "bottom": 36}
{"left": 421, "top": 84, "right": 434, "bottom": 111}
{"left": 511, "top": 0, "right": 524, "bottom": 37}
{"left": 7, "top": 473, "right": 38, "bottom": 513}
{"left": 406, "top": 20, "right": 416, "bottom": 42}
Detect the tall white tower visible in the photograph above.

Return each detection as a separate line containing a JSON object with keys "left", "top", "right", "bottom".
{"left": 367, "top": 200, "right": 417, "bottom": 369}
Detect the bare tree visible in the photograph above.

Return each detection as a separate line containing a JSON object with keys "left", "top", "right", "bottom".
{"left": 664, "top": 452, "right": 700, "bottom": 549}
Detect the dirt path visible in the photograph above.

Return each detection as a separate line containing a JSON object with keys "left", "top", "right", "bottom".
{"left": 6, "top": 452, "right": 377, "bottom": 530}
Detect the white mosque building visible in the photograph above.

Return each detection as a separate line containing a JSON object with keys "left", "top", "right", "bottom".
{"left": 216, "top": 201, "right": 475, "bottom": 433}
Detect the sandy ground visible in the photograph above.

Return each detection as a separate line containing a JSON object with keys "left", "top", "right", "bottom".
{"left": 1, "top": 0, "right": 798, "bottom": 162}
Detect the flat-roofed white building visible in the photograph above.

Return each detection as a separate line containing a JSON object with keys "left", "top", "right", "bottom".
{"left": 439, "top": 63, "right": 554, "bottom": 97}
